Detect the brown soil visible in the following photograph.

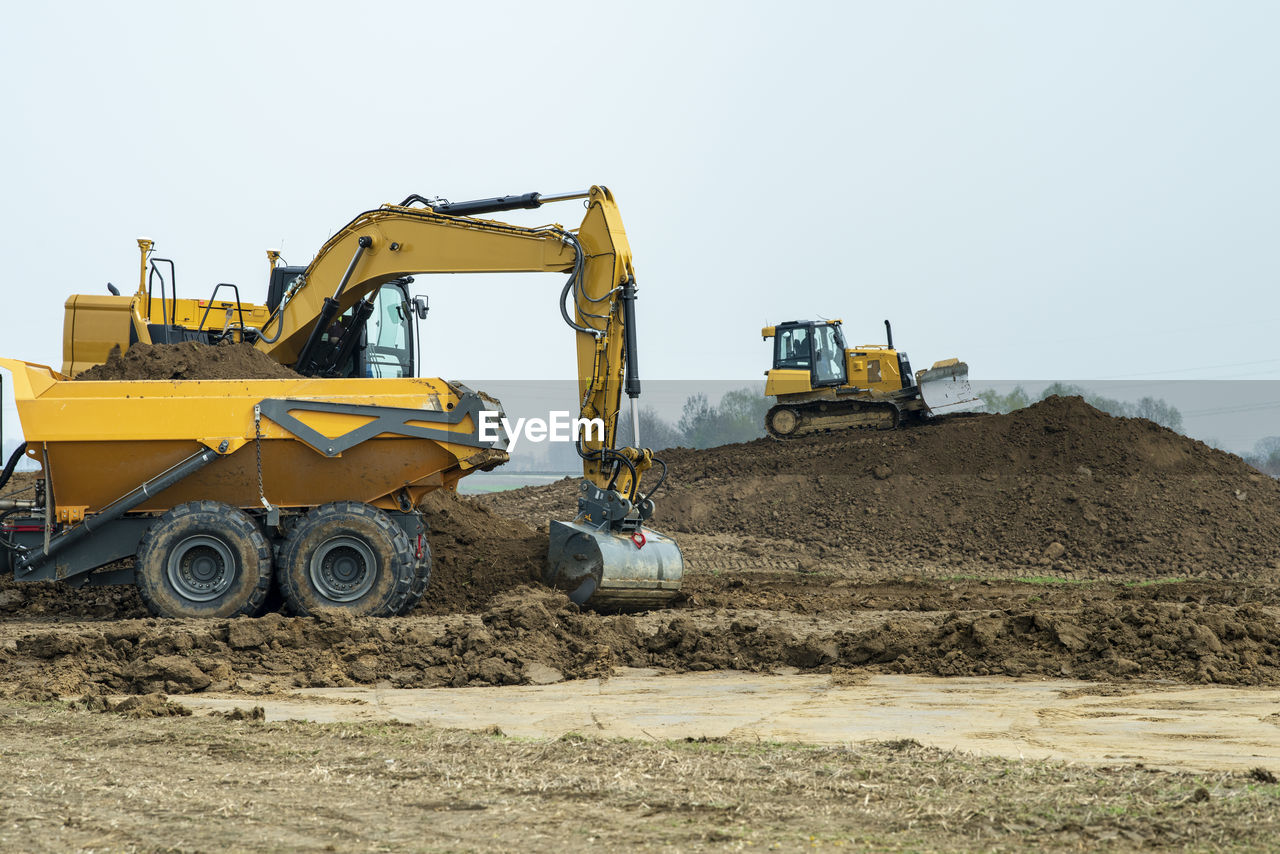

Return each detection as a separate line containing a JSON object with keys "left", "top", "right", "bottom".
{"left": 3, "top": 582, "right": 1278, "bottom": 701}
{"left": 2, "top": 395, "right": 1280, "bottom": 697}
{"left": 74, "top": 340, "right": 301, "bottom": 380}
{"left": 0, "top": 576, "right": 146, "bottom": 622}
{"left": 489, "top": 396, "right": 1280, "bottom": 584}
{"left": 4, "top": 394, "right": 1280, "bottom": 849}
{"left": 412, "top": 490, "right": 546, "bottom": 615}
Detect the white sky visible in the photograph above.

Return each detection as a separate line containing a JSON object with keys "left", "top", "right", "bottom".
{"left": 3, "top": 1, "right": 1278, "bottom": 444}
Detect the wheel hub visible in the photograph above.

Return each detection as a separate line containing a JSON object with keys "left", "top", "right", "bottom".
{"left": 310, "top": 537, "right": 378, "bottom": 602}
{"left": 167, "top": 535, "right": 236, "bottom": 602}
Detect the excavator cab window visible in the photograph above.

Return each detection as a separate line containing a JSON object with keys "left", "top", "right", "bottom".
{"left": 363, "top": 284, "right": 414, "bottom": 377}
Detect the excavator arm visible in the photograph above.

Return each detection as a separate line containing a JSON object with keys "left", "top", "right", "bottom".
{"left": 259, "top": 186, "right": 680, "bottom": 607}
{"left": 259, "top": 186, "right": 645, "bottom": 493}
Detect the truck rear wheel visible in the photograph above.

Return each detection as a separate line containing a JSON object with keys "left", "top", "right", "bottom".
{"left": 278, "top": 502, "right": 414, "bottom": 617}
{"left": 135, "top": 501, "right": 273, "bottom": 619}
{"left": 397, "top": 539, "right": 432, "bottom": 616}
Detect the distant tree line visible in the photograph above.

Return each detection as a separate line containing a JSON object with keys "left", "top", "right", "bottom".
{"left": 616, "top": 386, "right": 771, "bottom": 450}
{"left": 1243, "top": 437, "right": 1280, "bottom": 477}
{"left": 539, "top": 386, "right": 769, "bottom": 469}
{"left": 978, "top": 382, "right": 1184, "bottom": 432}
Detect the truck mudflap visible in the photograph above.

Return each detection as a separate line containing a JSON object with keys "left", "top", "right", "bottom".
{"left": 546, "top": 519, "right": 684, "bottom": 611}
{"left": 917, "top": 359, "right": 983, "bottom": 416}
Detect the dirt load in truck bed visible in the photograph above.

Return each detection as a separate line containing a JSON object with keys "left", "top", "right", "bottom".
{"left": 74, "top": 340, "right": 301, "bottom": 380}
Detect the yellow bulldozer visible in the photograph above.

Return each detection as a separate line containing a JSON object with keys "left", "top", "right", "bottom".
{"left": 761, "top": 319, "right": 979, "bottom": 438}
{"left": 2, "top": 187, "right": 682, "bottom": 617}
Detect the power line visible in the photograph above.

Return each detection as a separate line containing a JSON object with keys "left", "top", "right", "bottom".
{"left": 1099, "top": 357, "right": 1280, "bottom": 380}
{"left": 1182, "top": 400, "right": 1280, "bottom": 417}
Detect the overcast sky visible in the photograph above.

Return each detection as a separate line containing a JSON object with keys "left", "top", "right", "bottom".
{"left": 3, "top": 2, "right": 1278, "bottom": 445}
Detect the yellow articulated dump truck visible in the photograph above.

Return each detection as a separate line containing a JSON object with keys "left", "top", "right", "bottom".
{"left": 0, "top": 362, "right": 499, "bottom": 618}
{"left": 3, "top": 186, "right": 682, "bottom": 617}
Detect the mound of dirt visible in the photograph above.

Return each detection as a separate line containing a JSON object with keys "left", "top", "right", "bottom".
{"left": 0, "top": 589, "right": 619, "bottom": 697}
{"left": 3, "top": 586, "right": 1278, "bottom": 698}
{"left": 0, "top": 576, "right": 147, "bottom": 621}
{"left": 75, "top": 341, "right": 301, "bottom": 381}
{"left": 414, "top": 491, "right": 547, "bottom": 615}
{"left": 494, "top": 397, "right": 1280, "bottom": 582}
{"left": 73, "top": 692, "right": 192, "bottom": 718}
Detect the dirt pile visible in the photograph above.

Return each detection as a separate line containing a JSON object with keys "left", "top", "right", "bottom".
{"left": 73, "top": 692, "right": 191, "bottom": 718}
{"left": 562, "top": 396, "right": 1279, "bottom": 582}
{"left": 0, "top": 577, "right": 147, "bottom": 621}
{"left": 0, "top": 589, "right": 617, "bottom": 697}
{"left": 4, "top": 394, "right": 1279, "bottom": 696}
{"left": 414, "top": 491, "right": 547, "bottom": 615}
{"left": 75, "top": 341, "right": 301, "bottom": 380}
{"left": 4, "top": 585, "right": 1279, "bottom": 698}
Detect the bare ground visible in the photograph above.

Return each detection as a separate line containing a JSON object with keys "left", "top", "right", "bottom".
{"left": 2, "top": 700, "right": 1278, "bottom": 853}
{"left": 3, "top": 396, "right": 1280, "bottom": 849}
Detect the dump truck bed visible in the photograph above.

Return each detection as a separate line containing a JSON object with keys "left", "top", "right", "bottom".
{"left": 0, "top": 359, "right": 507, "bottom": 520}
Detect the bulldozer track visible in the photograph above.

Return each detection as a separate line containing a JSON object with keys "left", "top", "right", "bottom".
{"left": 765, "top": 400, "right": 901, "bottom": 440}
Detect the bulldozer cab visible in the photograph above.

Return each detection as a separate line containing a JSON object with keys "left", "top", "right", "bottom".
{"left": 772, "top": 321, "right": 848, "bottom": 388}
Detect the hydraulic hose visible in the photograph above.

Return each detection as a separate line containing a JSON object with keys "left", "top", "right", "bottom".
{"left": 603, "top": 450, "right": 639, "bottom": 501}
{"left": 0, "top": 443, "right": 28, "bottom": 493}
{"left": 251, "top": 287, "right": 294, "bottom": 344}
{"left": 642, "top": 456, "right": 668, "bottom": 501}
{"left": 0, "top": 507, "right": 25, "bottom": 555}
{"left": 556, "top": 232, "right": 598, "bottom": 336}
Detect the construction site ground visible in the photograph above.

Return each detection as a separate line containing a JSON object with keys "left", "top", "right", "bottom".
{"left": 2, "top": 393, "right": 1279, "bottom": 850}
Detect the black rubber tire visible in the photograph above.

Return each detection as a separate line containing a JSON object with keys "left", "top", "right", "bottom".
{"left": 135, "top": 501, "right": 272, "bottom": 619}
{"left": 252, "top": 583, "right": 286, "bottom": 616}
{"left": 277, "top": 502, "right": 415, "bottom": 617}
{"left": 397, "top": 539, "right": 432, "bottom": 616}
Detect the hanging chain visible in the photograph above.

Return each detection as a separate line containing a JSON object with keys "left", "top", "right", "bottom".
{"left": 253, "top": 405, "right": 272, "bottom": 513}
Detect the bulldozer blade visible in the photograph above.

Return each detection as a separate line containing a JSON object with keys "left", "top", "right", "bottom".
{"left": 546, "top": 520, "right": 684, "bottom": 611}
{"left": 917, "top": 360, "right": 983, "bottom": 416}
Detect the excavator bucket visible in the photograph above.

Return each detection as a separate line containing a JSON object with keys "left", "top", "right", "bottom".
{"left": 917, "top": 359, "right": 983, "bottom": 416}
{"left": 545, "top": 482, "right": 684, "bottom": 611}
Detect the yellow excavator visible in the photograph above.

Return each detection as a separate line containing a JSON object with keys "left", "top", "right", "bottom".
{"left": 761, "top": 319, "right": 979, "bottom": 438}
{"left": 10, "top": 187, "right": 680, "bottom": 614}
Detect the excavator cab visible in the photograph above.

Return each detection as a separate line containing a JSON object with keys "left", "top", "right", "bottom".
{"left": 297, "top": 281, "right": 417, "bottom": 378}
{"left": 265, "top": 266, "right": 419, "bottom": 378}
